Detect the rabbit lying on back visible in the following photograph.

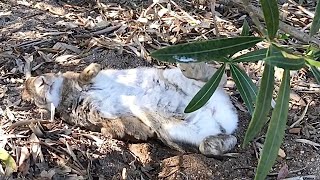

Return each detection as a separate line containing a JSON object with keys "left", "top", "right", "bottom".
{"left": 22, "top": 62, "right": 238, "bottom": 157}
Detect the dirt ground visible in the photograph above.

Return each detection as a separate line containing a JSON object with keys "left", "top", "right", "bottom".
{"left": 0, "top": 0, "right": 320, "bottom": 179}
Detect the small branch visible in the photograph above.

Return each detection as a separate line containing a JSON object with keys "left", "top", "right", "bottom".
{"left": 288, "top": 0, "right": 314, "bottom": 18}
{"left": 241, "top": 0, "right": 266, "bottom": 36}
{"left": 74, "top": 24, "right": 122, "bottom": 38}
{"left": 223, "top": 0, "right": 320, "bottom": 47}
{"left": 8, "top": 120, "right": 50, "bottom": 130}
{"left": 210, "top": 0, "right": 220, "bottom": 37}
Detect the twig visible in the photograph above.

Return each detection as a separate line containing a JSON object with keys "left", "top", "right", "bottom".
{"left": 282, "top": 175, "right": 316, "bottom": 180}
{"left": 289, "top": 101, "right": 311, "bottom": 128}
{"left": 210, "top": 0, "right": 220, "bottom": 37}
{"left": 158, "top": 167, "right": 179, "bottom": 178}
{"left": 170, "top": 1, "right": 200, "bottom": 24}
{"left": 74, "top": 24, "right": 122, "bottom": 38}
{"left": 288, "top": 0, "right": 314, "bottom": 18}
{"left": 268, "top": 166, "right": 307, "bottom": 176}
{"left": 8, "top": 120, "right": 51, "bottom": 130}
{"left": 223, "top": 0, "right": 320, "bottom": 47}
{"left": 16, "top": 39, "right": 52, "bottom": 48}
{"left": 240, "top": 0, "right": 267, "bottom": 36}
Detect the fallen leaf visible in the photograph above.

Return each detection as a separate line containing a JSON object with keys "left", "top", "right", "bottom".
{"left": 52, "top": 42, "right": 81, "bottom": 54}
{"left": 30, "top": 133, "right": 44, "bottom": 162}
{"left": 55, "top": 55, "right": 76, "bottom": 63}
{"left": 40, "top": 169, "right": 56, "bottom": 179}
{"left": 18, "top": 146, "right": 30, "bottom": 167}
{"left": 277, "top": 164, "right": 289, "bottom": 180}
{"left": 278, "top": 148, "right": 286, "bottom": 158}
{"left": 56, "top": 21, "right": 78, "bottom": 29}
{"left": 37, "top": 51, "right": 53, "bottom": 62}
{"left": 256, "top": 142, "right": 286, "bottom": 158}
{"left": 0, "top": 148, "right": 17, "bottom": 175}
{"left": 289, "top": 128, "right": 301, "bottom": 134}
{"left": 5, "top": 107, "right": 15, "bottom": 121}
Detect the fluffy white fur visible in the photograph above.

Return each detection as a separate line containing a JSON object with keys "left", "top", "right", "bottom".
{"left": 48, "top": 67, "right": 238, "bottom": 146}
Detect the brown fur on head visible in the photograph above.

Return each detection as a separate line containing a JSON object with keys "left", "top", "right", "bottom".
{"left": 178, "top": 62, "right": 227, "bottom": 86}
{"left": 22, "top": 73, "right": 58, "bottom": 110}
{"left": 22, "top": 63, "right": 102, "bottom": 111}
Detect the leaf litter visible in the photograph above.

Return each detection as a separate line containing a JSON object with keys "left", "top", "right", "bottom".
{"left": 0, "top": 0, "right": 319, "bottom": 179}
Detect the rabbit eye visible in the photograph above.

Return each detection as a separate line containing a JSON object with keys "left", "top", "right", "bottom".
{"left": 39, "top": 79, "right": 45, "bottom": 86}
{"left": 34, "top": 78, "right": 43, "bottom": 89}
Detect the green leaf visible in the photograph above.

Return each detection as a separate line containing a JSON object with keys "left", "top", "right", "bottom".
{"left": 313, "top": 50, "right": 320, "bottom": 59}
{"left": 255, "top": 70, "right": 290, "bottom": 180}
{"left": 264, "top": 56, "right": 305, "bottom": 70}
{"left": 185, "top": 64, "right": 226, "bottom": 113}
{"left": 241, "top": 19, "right": 250, "bottom": 36}
{"left": 233, "top": 47, "right": 283, "bottom": 63}
{"left": 310, "top": 65, "right": 320, "bottom": 84}
{"left": 0, "top": 148, "right": 17, "bottom": 175}
{"left": 230, "top": 64, "right": 258, "bottom": 114}
{"left": 260, "top": 0, "right": 279, "bottom": 39}
{"left": 310, "top": 0, "right": 320, "bottom": 37}
{"left": 233, "top": 48, "right": 268, "bottom": 62}
{"left": 150, "top": 37, "right": 262, "bottom": 63}
{"left": 243, "top": 63, "right": 275, "bottom": 146}
{"left": 306, "top": 58, "right": 320, "bottom": 67}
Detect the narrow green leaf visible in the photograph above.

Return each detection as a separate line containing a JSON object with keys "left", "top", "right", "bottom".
{"left": 150, "top": 37, "right": 262, "bottom": 63}
{"left": 243, "top": 63, "right": 274, "bottom": 146}
{"left": 306, "top": 58, "right": 320, "bottom": 67}
{"left": 313, "top": 50, "right": 320, "bottom": 59}
{"left": 241, "top": 19, "right": 250, "bottom": 36}
{"left": 310, "top": 0, "right": 320, "bottom": 37}
{"left": 233, "top": 49, "right": 268, "bottom": 62}
{"left": 0, "top": 148, "right": 17, "bottom": 175}
{"left": 230, "top": 64, "right": 258, "bottom": 114}
{"left": 233, "top": 48, "right": 283, "bottom": 63}
{"left": 255, "top": 70, "right": 290, "bottom": 180}
{"left": 310, "top": 65, "right": 320, "bottom": 84}
{"left": 260, "top": 0, "right": 279, "bottom": 39}
{"left": 264, "top": 56, "right": 305, "bottom": 70}
{"left": 185, "top": 64, "right": 226, "bottom": 113}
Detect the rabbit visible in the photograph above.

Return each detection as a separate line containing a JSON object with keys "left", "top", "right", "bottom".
{"left": 22, "top": 62, "right": 238, "bottom": 157}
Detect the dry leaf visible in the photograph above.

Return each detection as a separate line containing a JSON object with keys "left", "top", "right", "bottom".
{"left": 289, "top": 128, "right": 301, "bottom": 134}
{"left": 30, "top": 133, "right": 44, "bottom": 162}
{"left": 40, "top": 169, "right": 56, "bottom": 179}
{"left": 55, "top": 55, "right": 76, "bottom": 63}
{"left": 37, "top": 51, "right": 53, "bottom": 62}
{"left": 278, "top": 148, "right": 286, "bottom": 158}
{"left": 34, "top": 2, "right": 65, "bottom": 16}
{"left": 29, "top": 123, "right": 44, "bottom": 137}
{"left": 22, "top": 54, "right": 32, "bottom": 78}
{"left": 256, "top": 142, "right": 286, "bottom": 158}
{"left": 56, "top": 21, "right": 78, "bottom": 29}
{"left": 277, "top": 164, "right": 289, "bottom": 180}
{"left": 5, "top": 107, "right": 15, "bottom": 121}
{"left": 52, "top": 42, "right": 81, "bottom": 54}
{"left": 137, "top": 17, "right": 148, "bottom": 23}
{"left": 0, "top": 107, "right": 3, "bottom": 116}
{"left": 18, "top": 146, "right": 30, "bottom": 167}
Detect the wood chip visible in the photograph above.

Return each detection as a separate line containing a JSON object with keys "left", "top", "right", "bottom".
{"left": 288, "top": 128, "right": 301, "bottom": 134}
